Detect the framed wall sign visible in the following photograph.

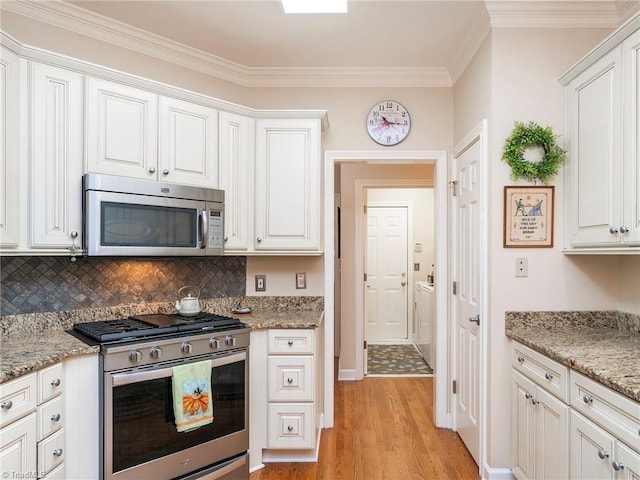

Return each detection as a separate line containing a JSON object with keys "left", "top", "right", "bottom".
{"left": 503, "top": 186, "right": 554, "bottom": 248}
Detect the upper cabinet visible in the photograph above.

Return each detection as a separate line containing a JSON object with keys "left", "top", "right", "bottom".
{"left": 561, "top": 15, "right": 640, "bottom": 253}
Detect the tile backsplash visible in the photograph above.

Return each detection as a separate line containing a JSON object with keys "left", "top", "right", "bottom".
{"left": 0, "top": 256, "right": 246, "bottom": 316}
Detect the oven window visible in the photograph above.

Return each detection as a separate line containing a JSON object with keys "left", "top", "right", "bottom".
{"left": 111, "top": 360, "right": 245, "bottom": 473}
{"left": 101, "top": 202, "right": 197, "bottom": 247}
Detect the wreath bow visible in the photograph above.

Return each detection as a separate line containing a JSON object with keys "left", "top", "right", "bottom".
{"left": 502, "top": 121, "right": 566, "bottom": 184}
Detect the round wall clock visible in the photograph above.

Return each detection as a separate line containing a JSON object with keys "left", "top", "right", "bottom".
{"left": 366, "top": 100, "right": 411, "bottom": 146}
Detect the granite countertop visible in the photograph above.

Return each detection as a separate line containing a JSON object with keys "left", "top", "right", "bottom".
{"left": 0, "top": 297, "right": 324, "bottom": 385}
{"left": 505, "top": 311, "right": 640, "bottom": 403}
{"left": 0, "top": 330, "right": 99, "bottom": 384}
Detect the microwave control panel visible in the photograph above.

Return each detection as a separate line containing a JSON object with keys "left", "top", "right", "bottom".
{"left": 208, "top": 210, "right": 224, "bottom": 248}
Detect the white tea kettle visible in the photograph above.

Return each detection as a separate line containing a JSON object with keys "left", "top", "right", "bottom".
{"left": 175, "top": 286, "right": 201, "bottom": 316}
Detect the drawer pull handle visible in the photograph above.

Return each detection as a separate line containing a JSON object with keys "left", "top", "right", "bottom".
{"left": 287, "top": 377, "right": 294, "bottom": 384}
{"left": 517, "top": 356, "right": 525, "bottom": 363}
{"left": 583, "top": 395, "right": 594, "bottom": 404}
{"left": 597, "top": 449, "right": 609, "bottom": 459}
{"left": 50, "top": 413, "right": 61, "bottom": 422}
{"left": 531, "top": 398, "right": 539, "bottom": 406}
{"left": 287, "top": 340, "right": 294, "bottom": 346}
{"left": 525, "top": 392, "right": 532, "bottom": 399}
{"left": 544, "top": 373, "right": 554, "bottom": 380}
{"left": 612, "top": 461, "right": 625, "bottom": 471}
{"left": 287, "top": 425, "right": 294, "bottom": 432}
{"left": 53, "top": 448, "right": 63, "bottom": 457}
{"left": 51, "top": 378, "right": 61, "bottom": 387}
{"left": 0, "top": 400, "right": 12, "bottom": 410}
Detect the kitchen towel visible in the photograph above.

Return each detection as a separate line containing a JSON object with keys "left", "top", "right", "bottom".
{"left": 172, "top": 360, "right": 214, "bottom": 432}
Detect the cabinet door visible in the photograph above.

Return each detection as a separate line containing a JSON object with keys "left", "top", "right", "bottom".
{"left": 566, "top": 46, "right": 623, "bottom": 246}
{"left": 219, "top": 111, "right": 254, "bottom": 252}
{"left": 535, "top": 386, "right": 569, "bottom": 480}
{"left": 159, "top": 97, "right": 219, "bottom": 187}
{"left": 614, "top": 441, "right": 640, "bottom": 480}
{"left": 254, "top": 119, "right": 320, "bottom": 251}
{"left": 0, "top": 46, "right": 20, "bottom": 247}
{"left": 0, "top": 413, "right": 37, "bottom": 476}
{"left": 86, "top": 77, "right": 158, "bottom": 179}
{"left": 511, "top": 370, "right": 536, "bottom": 480}
{"left": 31, "top": 63, "right": 83, "bottom": 250}
{"left": 571, "top": 410, "right": 615, "bottom": 480}
{"left": 621, "top": 30, "right": 640, "bottom": 245}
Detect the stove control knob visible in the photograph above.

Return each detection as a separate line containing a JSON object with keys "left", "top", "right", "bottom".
{"left": 129, "top": 350, "right": 142, "bottom": 363}
{"left": 181, "top": 342, "right": 193, "bottom": 354}
{"left": 225, "top": 335, "right": 236, "bottom": 347}
{"left": 209, "top": 338, "right": 220, "bottom": 350}
{"left": 150, "top": 347, "right": 163, "bottom": 359}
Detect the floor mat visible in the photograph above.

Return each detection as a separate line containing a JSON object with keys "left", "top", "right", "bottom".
{"left": 367, "top": 344, "right": 433, "bottom": 376}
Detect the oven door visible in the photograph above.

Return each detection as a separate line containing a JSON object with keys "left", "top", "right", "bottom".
{"left": 103, "top": 351, "right": 248, "bottom": 480}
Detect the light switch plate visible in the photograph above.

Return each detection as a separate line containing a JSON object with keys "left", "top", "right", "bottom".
{"left": 255, "top": 275, "right": 266, "bottom": 291}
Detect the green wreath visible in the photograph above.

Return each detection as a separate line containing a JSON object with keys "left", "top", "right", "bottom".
{"left": 502, "top": 121, "right": 566, "bottom": 184}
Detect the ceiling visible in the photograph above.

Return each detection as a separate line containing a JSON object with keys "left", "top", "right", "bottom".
{"left": 3, "top": 0, "right": 637, "bottom": 86}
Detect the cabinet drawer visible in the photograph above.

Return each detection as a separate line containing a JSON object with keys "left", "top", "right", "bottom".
{"left": 268, "top": 329, "right": 314, "bottom": 355}
{"left": 37, "top": 427, "right": 65, "bottom": 475}
{"left": 570, "top": 371, "right": 640, "bottom": 454}
{"left": 512, "top": 342, "right": 569, "bottom": 402}
{"left": 38, "top": 363, "right": 63, "bottom": 404}
{"left": 42, "top": 462, "right": 65, "bottom": 480}
{"left": 267, "top": 403, "right": 314, "bottom": 449}
{"left": 0, "top": 373, "right": 37, "bottom": 428}
{"left": 268, "top": 356, "right": 313, "bottom": 402}
{"left": 38, "top": 395, "right": 64, "bottom": 441}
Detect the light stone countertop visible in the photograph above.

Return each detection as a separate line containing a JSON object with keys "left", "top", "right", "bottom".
{"left": 0, "top": 297, "right": 323, "bottom": 385}
{"left": 505, "top": 311, "right": 640, "bottom": 403}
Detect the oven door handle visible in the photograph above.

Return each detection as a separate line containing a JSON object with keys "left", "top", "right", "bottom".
{"left": 111, "top": 352, "right": 246, "bottom": 387}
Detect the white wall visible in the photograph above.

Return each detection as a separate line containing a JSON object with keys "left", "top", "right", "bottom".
{"left": 245, "top": 256, "right": 324, "bottom": 296}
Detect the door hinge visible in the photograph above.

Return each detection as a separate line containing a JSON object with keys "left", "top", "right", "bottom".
{"left": 364, "top": 272, "right": 367, "bottom": 282}
{"left": 452, "top": 380, "right": 457, "bottom": 394}
{"left": 364, "top": 341, "right": 368, "bottom": 350}
{"left": 364, "top": 205, "right": 367, "bottom": 214}
{"left": 449, "top": 180, "right": 458, "bottom": 197}
{"left": 452, "top": 281, "right": 457, "bottom": 295}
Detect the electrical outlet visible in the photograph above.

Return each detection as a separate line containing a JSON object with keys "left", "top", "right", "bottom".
{"left": 255, "top": 275, "right": 266, "bottom": 291}
{"left": 515, "top": 258, "right": 528, "bottom": 277}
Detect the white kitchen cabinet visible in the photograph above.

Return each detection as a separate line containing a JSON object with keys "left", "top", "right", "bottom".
{"left": 30, "top": 62, "right": 84, "bottom": 252}
{"left": 0, "top": 46, "right": 20, "bottom": 248}
{"left": 254, "top": 119, "right": 321, "bottom": 253}
{"left": 562, "top": 16, "right": 640, "bottom": 251}
{"left": 0, "top": 412, "right": 37, "bottom": 477}
{"left": 511, "top": 353, "right": 569, "bottom": 480}
{"left": 85, "top": 77, "right": 159, "bottom": 180}
{"left": 219, "top": 111, "right": 255, "bottom": 252}
{"left": 159, "top": 96, "right": 219, "bottom": 188}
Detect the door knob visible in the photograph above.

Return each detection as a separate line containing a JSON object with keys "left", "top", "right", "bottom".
{"left": 468, "top": 314, "right": 480, "bottom": 325}
{"left": 401, "top": 281, "right": 406, "bottom": 286}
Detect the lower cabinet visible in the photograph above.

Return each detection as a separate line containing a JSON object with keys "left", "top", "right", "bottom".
{"left": 511, "top": 341, "right": 640, "bottom": 480}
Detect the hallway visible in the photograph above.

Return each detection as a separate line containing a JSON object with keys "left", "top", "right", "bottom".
{"left": 250, "top": 369, "right": 479, "bottom": 479}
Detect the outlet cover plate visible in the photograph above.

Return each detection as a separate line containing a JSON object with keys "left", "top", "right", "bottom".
{"left": 255, "top": 275, "right": 266, "bottom": 291}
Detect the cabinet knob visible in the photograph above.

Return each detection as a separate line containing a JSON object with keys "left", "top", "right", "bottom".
{"left": 53, "top": 448, "right": 63, "bottom": 457}
{"left": 544, "top": 372, "right": 553, "bottom": 381}
{"left": 619, "top": 226, "right": 629, "bottom": 234}
{"left": 401, "top": 281, "right": 407, "bottom": 286}
{"left": 224, "top": 236, "right": 229, "bottom": 242}
{"left": 287, "top": 340, "right": 294, "bottom": 346}
{"left": 612, "top": 461, "right": 625, "bottom": 471}
{"left": 583, "top": 395, "right": 594, "bottom": 404}
{"left": 525, "top": 392, "right": 532, "bottom": 399}
{"left": 287, "top": 425, "right": 294, "bottom": 432}
{"left": 609, "top": 226, "right": 619, "bottom": 234}
{"left": 0, "top": 400, "right": 12, "bottom": 410}
{"left": 50, "top": 413, "right": 61, "bottom": 422}
{"left": 287, "top": 377, "right": 294, "bottom": 384}
{"left": 256, "top": 236, "right": 263, "bottom": 243}
{"left": 531, "top": 398, "right": 539, "bottom": 405}
{"left": 597, "top": 449, "right": 609, "bottom": 459}
{"left": 148, "top": 167, "right": 156, "bottom": 173}
{"left": 162, "top": 169, "right": 169, "bottom": 175}
{"left": 51, "top": 378, "right": 61, "bottom": 387}
{"left": 70, "top": 231, "right": 78, "bottom": 238}
{"left": 517, "top": 356, "right": 525, "bottom": 363}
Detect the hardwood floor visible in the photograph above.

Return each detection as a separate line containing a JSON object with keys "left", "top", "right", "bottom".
{"left": 250, "top": 369, "right": 480, "bottom": 480}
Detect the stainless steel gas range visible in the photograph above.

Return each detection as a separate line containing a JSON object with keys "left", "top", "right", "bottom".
{"left": 73, "top": 312, "right": 250, "bottom": 480}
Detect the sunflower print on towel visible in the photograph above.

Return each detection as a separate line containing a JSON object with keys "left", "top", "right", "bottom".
{"left": 182, "top": 378, "right": 210, "bottom": 417}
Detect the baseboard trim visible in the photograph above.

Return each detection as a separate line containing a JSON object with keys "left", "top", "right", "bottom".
{"left": 483, "top": 465, "right": 514, "bottom": 480}
{"left": 338, "top": 368, "right": 357, "bottom": 381}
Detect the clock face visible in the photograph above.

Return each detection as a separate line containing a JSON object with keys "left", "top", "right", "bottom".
{"left": 366, "top": 100, "right": 411, "bottom": 146}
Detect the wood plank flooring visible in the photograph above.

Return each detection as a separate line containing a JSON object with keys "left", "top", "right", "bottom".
{"left": 250, "top": 368, "right": 480, "bottom": 480}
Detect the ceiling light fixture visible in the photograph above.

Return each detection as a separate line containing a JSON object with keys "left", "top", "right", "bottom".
{"left": 281, "top": 0, "right": 347, "bottom": 14}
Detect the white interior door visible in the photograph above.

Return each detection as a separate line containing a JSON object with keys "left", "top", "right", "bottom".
{"left": 365, "top": 206, "right": 409, "bottom": 342}
{"left": 453, "top": 137, "right": 482, "bottom": 464}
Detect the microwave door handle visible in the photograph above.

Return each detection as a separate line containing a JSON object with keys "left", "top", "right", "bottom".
{"left": 199, "top": 209, "right": 208, "bottom": 249}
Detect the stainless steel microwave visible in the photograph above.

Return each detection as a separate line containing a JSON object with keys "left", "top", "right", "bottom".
{"left": 83, "top": 173, "right": 224, "bottom": 256}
